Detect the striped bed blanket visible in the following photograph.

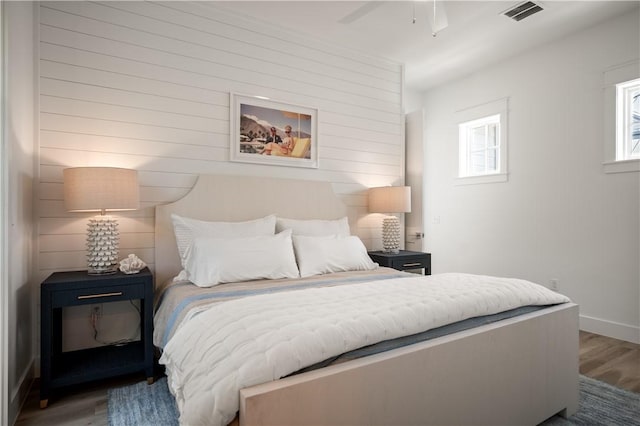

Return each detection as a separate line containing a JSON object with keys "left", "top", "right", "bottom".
{"left": 153, "top": 267, "right": 409, "bottom": 349}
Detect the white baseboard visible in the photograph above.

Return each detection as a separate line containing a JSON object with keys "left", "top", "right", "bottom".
{"left": 580, "top": 315, "right": 640, "bottom": 344}
{"left": 9, "top": 358, "right": 34, "bottom": 426}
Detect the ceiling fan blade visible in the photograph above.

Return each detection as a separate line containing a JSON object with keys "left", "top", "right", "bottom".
{"left": 425, "top": 0, "right": 448, "bottom": 34}
{"left": 339, "top": 1, "right": 385, "bottom": 24}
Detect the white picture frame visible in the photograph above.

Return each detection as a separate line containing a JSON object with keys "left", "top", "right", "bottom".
{"left": 230, "top": 93, "right": 319, "bottom": 169}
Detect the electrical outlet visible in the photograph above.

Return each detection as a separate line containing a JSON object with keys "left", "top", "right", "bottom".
{"left": 549, "top": 279, "right": 559, "bottom": 292}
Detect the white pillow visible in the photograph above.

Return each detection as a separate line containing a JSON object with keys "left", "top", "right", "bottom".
{"left": 172, "top": 214, "right": 276, "bottom": 266}
{"left": 276, "top": 216, "right": 350, "bottom": 236}
{"left": 292, "top": 234, "right": 377, "bottom": 278}
{"left": 183, "top": 229, "right": 299, "bottom": 287}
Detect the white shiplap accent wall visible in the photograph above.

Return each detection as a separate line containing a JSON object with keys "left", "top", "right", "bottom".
{"left": 37, "top": 1, "right": 404, "bottom": 286}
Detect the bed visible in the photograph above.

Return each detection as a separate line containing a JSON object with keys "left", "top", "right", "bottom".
{"left": 154, "top": 174, "right": 579, "bottom": 426}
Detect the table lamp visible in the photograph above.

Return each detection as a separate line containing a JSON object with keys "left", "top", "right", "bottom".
{"left": 368, "top": 186, "right": 411, "bottom": 253}
{"left": 63, "top": 167, "right": 139, "bottom": 275}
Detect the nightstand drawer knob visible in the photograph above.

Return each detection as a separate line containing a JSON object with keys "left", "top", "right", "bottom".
{"left": 77, "top": 291, "right": 123, "bottom": 300}
{"left": 403, "top": 262, "right": 422, "bottom": 267}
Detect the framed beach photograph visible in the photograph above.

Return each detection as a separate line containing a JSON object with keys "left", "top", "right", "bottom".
{"left": 230, "top": 93, "right": 318, "bottom": 168}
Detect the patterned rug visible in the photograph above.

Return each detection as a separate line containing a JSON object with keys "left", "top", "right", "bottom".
{"left": 540, "top": 376, "right": 640, "bottom": 426}
{"left": 108, "top": 375, "right": 639, "bottom": 425}
{"left": 109, "top": 377, "right": 178, "bottom": 426}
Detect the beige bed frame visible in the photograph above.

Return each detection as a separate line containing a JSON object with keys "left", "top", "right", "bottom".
{"left": 155, "top": 174, "right": 579, "bottom": 426}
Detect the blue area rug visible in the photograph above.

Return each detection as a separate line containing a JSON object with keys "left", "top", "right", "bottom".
{"left": 540, "top": 375, "right": 640, "bottom": 425}
{"left": 108, "top": 377, "right": 178, "bottom": 426}
{"left": 108, "top": 375, "right": 639, "bottom": 425}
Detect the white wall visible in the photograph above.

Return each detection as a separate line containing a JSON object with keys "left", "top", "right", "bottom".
{"left": 419, "top": 10, "right": 640, "bottom": 343}
{"left": 37, "top": 2, "right": 404, "bottom": 351}
{"left": 4, "top": 1, "right": 37, "bottom": 422}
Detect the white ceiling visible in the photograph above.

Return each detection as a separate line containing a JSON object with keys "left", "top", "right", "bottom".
{"left": 212, "top": 1, "right": 638, "bottom": 92}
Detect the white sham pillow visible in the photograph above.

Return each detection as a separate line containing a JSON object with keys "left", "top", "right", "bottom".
{"left": 292, "top": 234, "right": 377, "bottom": 278}
{"left": 184, "top": 229, "right": 299, "bottom": 287}
{"left": 172, "top": 213, "right": 276, "bottom": 266}
{"left": 276, "top": 216, "right": 350, "bottom": 236}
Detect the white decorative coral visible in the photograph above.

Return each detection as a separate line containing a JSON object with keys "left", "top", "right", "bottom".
{"left": 119, "top": 253, "right": 147, "bottom": 274}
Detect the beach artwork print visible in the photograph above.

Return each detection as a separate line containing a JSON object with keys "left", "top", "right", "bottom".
{"left": 230, "top": 94, "right": 318, "bottom": 168}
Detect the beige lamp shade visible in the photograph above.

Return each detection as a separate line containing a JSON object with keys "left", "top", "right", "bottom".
{"left": 63, "top": 167, "right": 139, "bottom": 274}
{"left": 368, "top": 186, "right": 411, "bottom": 213}
{"left": 63, "top": 167, "right": 140, "bottom": 212}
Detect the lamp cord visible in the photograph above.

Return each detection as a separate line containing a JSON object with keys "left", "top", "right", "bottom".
{"left": 90, "top": 299, "right": 141, "bottom": 346}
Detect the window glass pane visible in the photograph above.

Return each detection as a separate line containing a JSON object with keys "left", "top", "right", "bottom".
{"left": 470, "top": 126, "right": 486, "bottom": 151}
{"left": 488, "top": 123, "right": 499, "bottom": 147}
{"left": 487, "top": 148, "right": 497, "bottom": 171}
{"left": 470, "top": 152, "right": 485, "bottom": 174}
{"left": 632, "top": 90, "right": 640, "bottom": 157}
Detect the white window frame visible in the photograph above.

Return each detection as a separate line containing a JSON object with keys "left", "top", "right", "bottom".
{"left": 456, "top": 98, "right": 508, "bottom": 185}
{"left": 459, "top": 114, "right": 501, "bottom": 178}
{"left": 602, "top": 61, "right": 640, "bottom": 174}
{"left": 615, "top": 78, "right": 640, "bottom": 161}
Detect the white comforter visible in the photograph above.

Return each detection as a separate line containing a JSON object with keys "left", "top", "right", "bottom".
{"left": 159, "top": 273, "right": 570, "bottom": 426}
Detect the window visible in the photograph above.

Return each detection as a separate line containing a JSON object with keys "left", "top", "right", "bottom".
{"left": 459, "top": 114, "right": 501, "bottom": 177}
{"left": 616, "top": 78, "right": 640, "bottom": 161}
{"left": 602, "top": 62, "right": 639, "bottom": 174}
{"left": 456, "top": 98, "right": 508, "bottom": 185}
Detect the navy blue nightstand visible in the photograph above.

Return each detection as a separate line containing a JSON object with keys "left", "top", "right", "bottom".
{"left": 368, "top": 250, "right": 431, "bottom": 275}
{"left": 40, "top": 267, "right": 154, "bottom": 408}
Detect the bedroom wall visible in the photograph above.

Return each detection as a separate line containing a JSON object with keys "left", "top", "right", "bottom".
{"left": 417, "top": 9, "right": 640, "bottom": 343}
{"left": 4, "top": 1, "right": 37, "bottom": 422}
{"left": 36, "top": 2, "right": 404, "bottom": 351}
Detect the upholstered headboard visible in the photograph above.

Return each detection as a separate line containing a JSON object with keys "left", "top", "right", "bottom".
{"left": 154, "top": 174, "right": 348, "bottom": 286}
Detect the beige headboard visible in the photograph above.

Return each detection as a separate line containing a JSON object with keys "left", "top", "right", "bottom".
{"left": 154, "top": 174, "right": 348, "bottom": 287}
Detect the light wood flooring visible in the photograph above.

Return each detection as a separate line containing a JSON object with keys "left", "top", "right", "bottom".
{"left": 578, "top": 330, "right": 640, "bottom": 393}
{"left": 15, "top": 331, "right": 640, "bottom": 426}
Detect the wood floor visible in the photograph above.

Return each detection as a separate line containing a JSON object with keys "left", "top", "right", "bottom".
{"left": 15, "top": 331, "right": 640, "bottom": 426}
{"left": 578, "top": 330, "right": 640, "bottom": 393}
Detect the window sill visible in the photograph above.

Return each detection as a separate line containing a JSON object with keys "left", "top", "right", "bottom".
{"left": 603, "top": 159, "right": 640, "bottom": 174}
{"left": 455, "top": 173, "right": 508, "bottom": 186}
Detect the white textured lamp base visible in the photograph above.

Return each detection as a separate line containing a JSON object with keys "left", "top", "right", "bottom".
{"left": 382, "top": 216, "right": 401, "bottom": 254}
{"left": 86, "top": 215, "right": 119, "bottom": 275}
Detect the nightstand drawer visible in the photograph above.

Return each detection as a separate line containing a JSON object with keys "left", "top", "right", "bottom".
{"left": 51, "top": 283, "right": 145, "bottom": 307}
{"left": 391, "top": 258, "right": 429, "bottom": 271}
{"left": 368, "top": 251, "right": 431, "bottom": 275}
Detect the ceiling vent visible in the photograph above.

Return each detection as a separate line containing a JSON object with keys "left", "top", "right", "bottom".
{"left": 503, "top": 1, "right": 544, "bottom": 21}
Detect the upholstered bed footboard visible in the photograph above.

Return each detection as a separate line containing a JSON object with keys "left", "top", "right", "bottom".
{"left": 240, "top": 302, "right": 579, "bottom": 426}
